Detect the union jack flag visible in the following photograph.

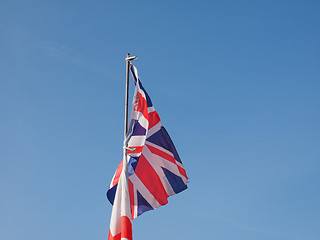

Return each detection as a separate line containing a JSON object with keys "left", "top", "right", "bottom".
{"left": 107, "top": 64, "right": 188, "bottom": 240}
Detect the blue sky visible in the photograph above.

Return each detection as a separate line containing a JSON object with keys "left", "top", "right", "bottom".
{"left": 1, "top": 1, "right": 320, "bottom": 239}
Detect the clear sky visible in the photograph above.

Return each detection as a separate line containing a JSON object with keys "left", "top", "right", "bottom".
{"left": 1, "top": 1, "right": 320, "bottom": 240}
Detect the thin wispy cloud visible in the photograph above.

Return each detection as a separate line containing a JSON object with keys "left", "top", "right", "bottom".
{"left": 38, "top": 41, "right": 120, "bottom": 81}
{"left": 0, "top": 24, "right": 30, "bottom": 40}
{"left": 1, "top": 24, "right": 120, "bottom": 81}
{"left": 225, "top": 219, "right": 286, "bottom": 238}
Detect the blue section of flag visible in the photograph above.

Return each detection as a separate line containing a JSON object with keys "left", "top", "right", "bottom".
{"left": 130, "top": 65, "right": 153, "bottom": 107}
{"left": 128, "top": 157, "right": 139, "bottom": 176}
{"left": 162, "top": 168, "right": 188, "bottom": 194}
{"left": 147, "top": 127, "right": 182, "bottom": 163}
{"left": 137, "top": 191, "right": 154, "bottom": 216}
{"left": 107, "top": 185, "right": 117, "bottom": 205}
{"left": 131, "top": 120, "right": 147, "bottom": 136}
{"left": 138, "top": 82, "right": 153, "bottom": 107}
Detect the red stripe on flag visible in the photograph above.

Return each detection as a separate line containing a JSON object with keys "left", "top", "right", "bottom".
{"left": 108, "top": 216, "right": 132, "bottom": 240}
{"left": 148, "top": 111, "right": 160, "bottom": 129}
{"left": 127, "top": 146, "right": 144, "bottom": 155}
{"left": 146, "top": 143, "right": 188, "bottom": 179}
{"left": 177, "top": 165, "right": 188, "bottom": 179}
{"left": 146, "top": 144, "right": 176, "bottom": 164}
{"left": 112, "top": 160, "right": 123, "bottom": 186}
{"left": 108, "top": 230, "right": 119, "bottom": 240}
{"left": 135, "top": 154, "right": 169, "bottom": 205}
{"left": 137, "top": 92, "right": 148, "bottom": 120}
{"left": 121, "top": 216, "right": 132, "bottom": 240}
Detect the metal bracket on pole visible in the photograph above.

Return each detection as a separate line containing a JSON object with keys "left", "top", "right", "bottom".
{"left": 126, "top": 55, "right": 138, "bottom": 61}
{"left": 123, "top": 146, "right": 136, "bottom": 152}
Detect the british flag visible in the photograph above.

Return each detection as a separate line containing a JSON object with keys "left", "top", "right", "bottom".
{"left": 107, "top": 64, "right": 188, "bottom": 240}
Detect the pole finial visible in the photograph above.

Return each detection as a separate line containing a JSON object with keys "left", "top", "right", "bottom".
{"left": 125, "top": 54, "right": 138, "bottom": 62}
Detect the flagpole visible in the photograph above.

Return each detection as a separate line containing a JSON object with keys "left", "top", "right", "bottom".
{"left": 124, "top": 53, "right": 138, "bottom": 165}
{"left": 124, "top": 53, "right": 130, "bottom": 139}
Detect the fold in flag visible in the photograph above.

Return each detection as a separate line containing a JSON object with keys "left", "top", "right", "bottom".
{"left": 107, "top": 64, "right": 188, "bottom": 240}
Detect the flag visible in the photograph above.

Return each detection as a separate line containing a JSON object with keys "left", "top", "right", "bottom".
{"left": 107, "top": 63, "right": 188, "bottom": 239}
{"left": 108, "top": 158, "right": 132, "bottom": 240}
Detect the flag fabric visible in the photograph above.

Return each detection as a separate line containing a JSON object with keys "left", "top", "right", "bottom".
{"left": 108, "top": 157, "right": 132, "bottom": 240}
{"left": 107, "top": 63, "right": 188, "bottom": 239}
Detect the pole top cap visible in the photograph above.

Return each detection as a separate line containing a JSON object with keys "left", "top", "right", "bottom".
{"left": 126, "top": 53, "right": 138, "bottom": 61}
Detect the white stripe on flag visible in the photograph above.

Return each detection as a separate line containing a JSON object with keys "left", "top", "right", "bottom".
{"left": 109, "top": 170, "right": 131, "bottom": 236}
{"left": 145, "top": 141, "right": 187, "bottom": 184}
{"left": 143, "top": 145, "right": 178, "bottom": 196}
{"left": 129, "top": 173, "right": 161, "bottom": 210}
{"left": 145, "top": 141, "right": 174, "bottom": 157}
{"left": 128, "top": 136, "right": 146, "bottom": 147}
{"left": 146, "top": 121, "right": 162, "bottom": 138}
{"left": 130, "top": 111, "right": 149, "bottom": 130}
{"left": 148, "top": 106, "right": 155, "bottom": 113}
